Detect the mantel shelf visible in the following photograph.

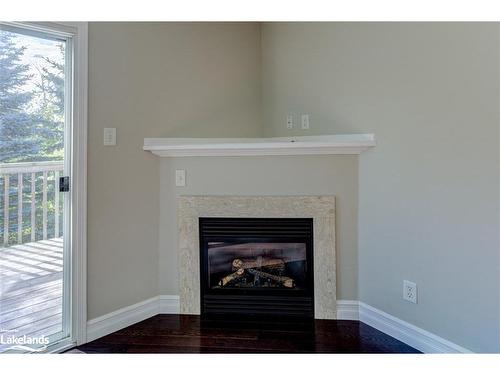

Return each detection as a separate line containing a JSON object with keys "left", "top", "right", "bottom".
{"left": 143, "top": 134, "right": 376, "bottom": 157}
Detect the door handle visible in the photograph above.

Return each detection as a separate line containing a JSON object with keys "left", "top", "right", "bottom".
{"left": 59, "top": 176, "right": 70, "bottom": 192}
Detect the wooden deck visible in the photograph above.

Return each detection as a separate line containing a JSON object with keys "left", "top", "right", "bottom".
{"left": 0, "top": 238, "right": 63, "bottom": 352}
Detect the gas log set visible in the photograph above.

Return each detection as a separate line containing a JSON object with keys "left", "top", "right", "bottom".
{"left": 218, "top": 257, "right": 295, "bottom": 288}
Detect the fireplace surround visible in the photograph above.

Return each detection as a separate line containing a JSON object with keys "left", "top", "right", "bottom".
{"left": 178, "top": 196, "right": 336, "bottom": 319}
{"left": 199, "top": 217, "right": 314, "bottom": 318}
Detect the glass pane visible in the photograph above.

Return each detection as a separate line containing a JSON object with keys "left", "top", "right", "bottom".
{"left": 0, "top": 26, "right": 67, "bottom": 353}
{"left": 207, "top": 242, "right": 308, "bottom": 290}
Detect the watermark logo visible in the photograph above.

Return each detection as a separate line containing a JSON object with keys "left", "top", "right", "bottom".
{"left": 0, "top": 329, "right": 49, "bottom": 353}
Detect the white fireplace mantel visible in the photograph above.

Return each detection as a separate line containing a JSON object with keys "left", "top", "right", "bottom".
{"left": 143, "top": 134, "right": 375, "bottom": 157}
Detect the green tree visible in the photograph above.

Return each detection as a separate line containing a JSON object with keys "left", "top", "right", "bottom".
{"left": 35, "top": 46, "right": 65, "bottom": 160}
{"left": 0, "top": 31, "right": 41, "bottom": 162}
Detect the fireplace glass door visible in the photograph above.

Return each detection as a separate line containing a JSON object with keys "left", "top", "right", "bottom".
{"left": 200, "top": 218, "right": 314, "bottom": 318}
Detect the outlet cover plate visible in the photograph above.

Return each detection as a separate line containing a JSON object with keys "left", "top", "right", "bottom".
{"left": 403, "top": 280, "right": 417, "bottom": 304}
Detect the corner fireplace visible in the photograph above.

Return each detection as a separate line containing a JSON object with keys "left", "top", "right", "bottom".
{"left": 199, "top": 217, "right": 314, "bottom": 319}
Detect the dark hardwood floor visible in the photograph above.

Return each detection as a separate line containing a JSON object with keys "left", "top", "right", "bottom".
{"left": 71, "top": 314, "right": 419, "bottom": 353}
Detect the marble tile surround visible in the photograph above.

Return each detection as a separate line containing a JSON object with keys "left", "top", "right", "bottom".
{"left": 178, "top": 196, "right": 336, "bottom": 319}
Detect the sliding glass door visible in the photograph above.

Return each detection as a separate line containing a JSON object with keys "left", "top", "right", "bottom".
{"left": 0, "top": 23, "right": 72, "bottom": 353}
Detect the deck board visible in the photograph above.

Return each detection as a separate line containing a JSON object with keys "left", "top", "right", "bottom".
{"left": 0, "top": 238, "right": 63, "bottom": 352}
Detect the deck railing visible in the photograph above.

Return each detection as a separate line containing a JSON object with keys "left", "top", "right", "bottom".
{"left": 0, "top": 161, "right": 64, "bottom": 247}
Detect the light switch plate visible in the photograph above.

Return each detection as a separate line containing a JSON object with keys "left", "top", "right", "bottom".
{"left": 175, "top": 169, "right": 186, "bottom": 187}
{"left": 103, "top": 128, "right": 116, "bottom": 146}
{"left": 301, "top": 114, "right": 310, "bottom": 130}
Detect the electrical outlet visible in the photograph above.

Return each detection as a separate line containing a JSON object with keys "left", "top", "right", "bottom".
{"left": 286, "top": 115, "right": 294, "bottom": 129}
{"left": 403, "top": 280, "right": 417, "bottom": 304}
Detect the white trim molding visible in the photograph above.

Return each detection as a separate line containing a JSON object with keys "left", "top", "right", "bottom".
{"left": 358, "top": 302, "right": 472, "bottom": 353}
{"left": 143, "top": 134, "right": 376, "bottom": 157}
{"left": 86, "top": 296, "right": 472, "bottom": 353}
{"left": 336, "top": 300, "right": 360, "bottom": 320}
{"left": 86, "top": 295, "right": 180, "bottom": 342}
{"left": 159, "top": 295, "right": 181, "bottom": 314}
{"left": 87, "top": 297, "right": 159, "bottom": 343}
{"left": 65, "top": 20, "right": 88, "bottom": 348}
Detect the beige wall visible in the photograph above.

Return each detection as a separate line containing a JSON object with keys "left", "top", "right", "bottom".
{"left": 88, "top": 22, "right": 262, "bottom": 319}
{"left": 88, "top": 22, "right": 499, "bottom": 352}
{"left": 158, "top": 155, "right": 358, "bottom": 300}
{"left": 261, "top": 22, "right": 500, "bottom": 352}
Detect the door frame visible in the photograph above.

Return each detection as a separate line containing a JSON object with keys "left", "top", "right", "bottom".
{"left": 2, "top": 21, "right": 88, "bottom": 349}
{"left": 65, "top": 21, "right": 88, "bottom": 347}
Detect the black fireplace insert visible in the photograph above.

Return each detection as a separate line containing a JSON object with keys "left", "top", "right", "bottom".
{"left": 199, "top": 217, "right": 314, "bottom": 319}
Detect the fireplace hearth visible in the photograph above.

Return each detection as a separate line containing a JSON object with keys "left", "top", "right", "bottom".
{"left": 200, "top": 217, "right": 314, "bottom": 319}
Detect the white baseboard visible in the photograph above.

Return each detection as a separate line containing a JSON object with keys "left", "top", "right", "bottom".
{"left": 358, "top": 302, "right": 472, "bottom": 353}
{"left": 87, "top": 295, "right": 180, "bottom": 342}
{"left": 86, "top": 296, "right": 160, "bottom": 342}
{"left": 159, "top": 295, "right": 180, "bottom": 314}
{"left": 336, "top": 300, "right": 359, "bottom": 320}
{"left": 86, "top": 296, "right": 471, "bottom": 353}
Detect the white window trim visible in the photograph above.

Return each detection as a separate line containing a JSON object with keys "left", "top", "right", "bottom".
{"left": 65, "top": 21, "right": 88, "bottom": 347}
{"left": 2, "top": 21, "right": 88, "bottom": 348}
